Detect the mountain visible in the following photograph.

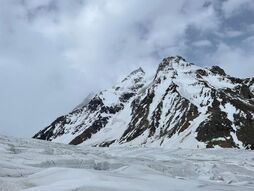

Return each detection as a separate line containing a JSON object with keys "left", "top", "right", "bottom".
{"left": 33, "top": 56, "right": 254, "bottom": 149}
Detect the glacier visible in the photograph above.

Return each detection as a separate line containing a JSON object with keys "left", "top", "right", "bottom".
{"left": 1, "top": 134, "right": 254, "bottom": 191}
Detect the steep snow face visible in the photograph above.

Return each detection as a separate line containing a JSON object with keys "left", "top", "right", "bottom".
{"left": 1, "top": 135, "right": 254, "bottom": 191}
{"left": 33, "top": 56, "right": 254, "bottom": 149}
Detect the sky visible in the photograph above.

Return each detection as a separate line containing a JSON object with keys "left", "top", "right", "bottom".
{"left": 0, "top": 0, "right": 254, "bottom": 137}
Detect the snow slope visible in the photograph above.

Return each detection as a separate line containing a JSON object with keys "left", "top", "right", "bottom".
{"left": 1, "top": 135, "right": 254, "bottom": 191}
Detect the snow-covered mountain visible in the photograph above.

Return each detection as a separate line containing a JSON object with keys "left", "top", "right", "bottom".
{"left": 33, "top": 56, "right": 254, "bottom": 149}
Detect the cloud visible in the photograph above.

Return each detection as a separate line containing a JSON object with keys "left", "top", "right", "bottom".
{"left": 203, "top": 43, "right": 254, "bottom": 78}
{"left": 192, "top": 40, "right": 212, "bottom": 47}
{"left": 0, "top": 0, "right": 253, "bottom": 137}
{"left": 222, "top": 0, "right": 254, "bottom": 18}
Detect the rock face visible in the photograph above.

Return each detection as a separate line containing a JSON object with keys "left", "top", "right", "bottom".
{"left": 33, "top": 56, "right": 254, "bottom": 149}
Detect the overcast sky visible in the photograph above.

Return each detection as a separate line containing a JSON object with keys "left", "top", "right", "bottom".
{"left": 0, "top": 0, "right": 254, "bottom": 137}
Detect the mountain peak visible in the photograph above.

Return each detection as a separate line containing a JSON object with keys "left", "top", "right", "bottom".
{"left": 124, "top": 67, "right": 145, "bottom": 80}
{"left": 121, "top": 67, "right": 145, "bottom": 84}
{"left": 160, "top": 55, "right": 191, "bottom": 69}
{"left": 130, "top": 67, "right": 145, "bottom": 75}
{"left": 163, "top": 55, "right": 187, "bottom": 63}
{"left": 154, "top": 55, "right": 192, "bottom": 80}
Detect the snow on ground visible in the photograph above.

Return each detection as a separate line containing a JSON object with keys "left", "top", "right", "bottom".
{"left": 0, "top": 135, "right": 254, "bottom": 191}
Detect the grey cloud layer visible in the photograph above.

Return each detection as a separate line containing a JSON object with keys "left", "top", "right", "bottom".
{"left": 0, "top": 0, "right": 253, "bottom": 137}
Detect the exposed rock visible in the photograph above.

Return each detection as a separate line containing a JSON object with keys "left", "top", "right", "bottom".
{"left": 210, "top": 66, "right": 226, "bottom": 76}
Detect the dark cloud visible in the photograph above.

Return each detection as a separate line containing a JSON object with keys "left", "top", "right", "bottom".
{"left": 0, "top": 0, "right": 253, "bottom": 137}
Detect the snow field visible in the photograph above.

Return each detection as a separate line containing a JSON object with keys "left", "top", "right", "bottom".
{"left": 0, "top": 135, "right": 254, "bottom": 191}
